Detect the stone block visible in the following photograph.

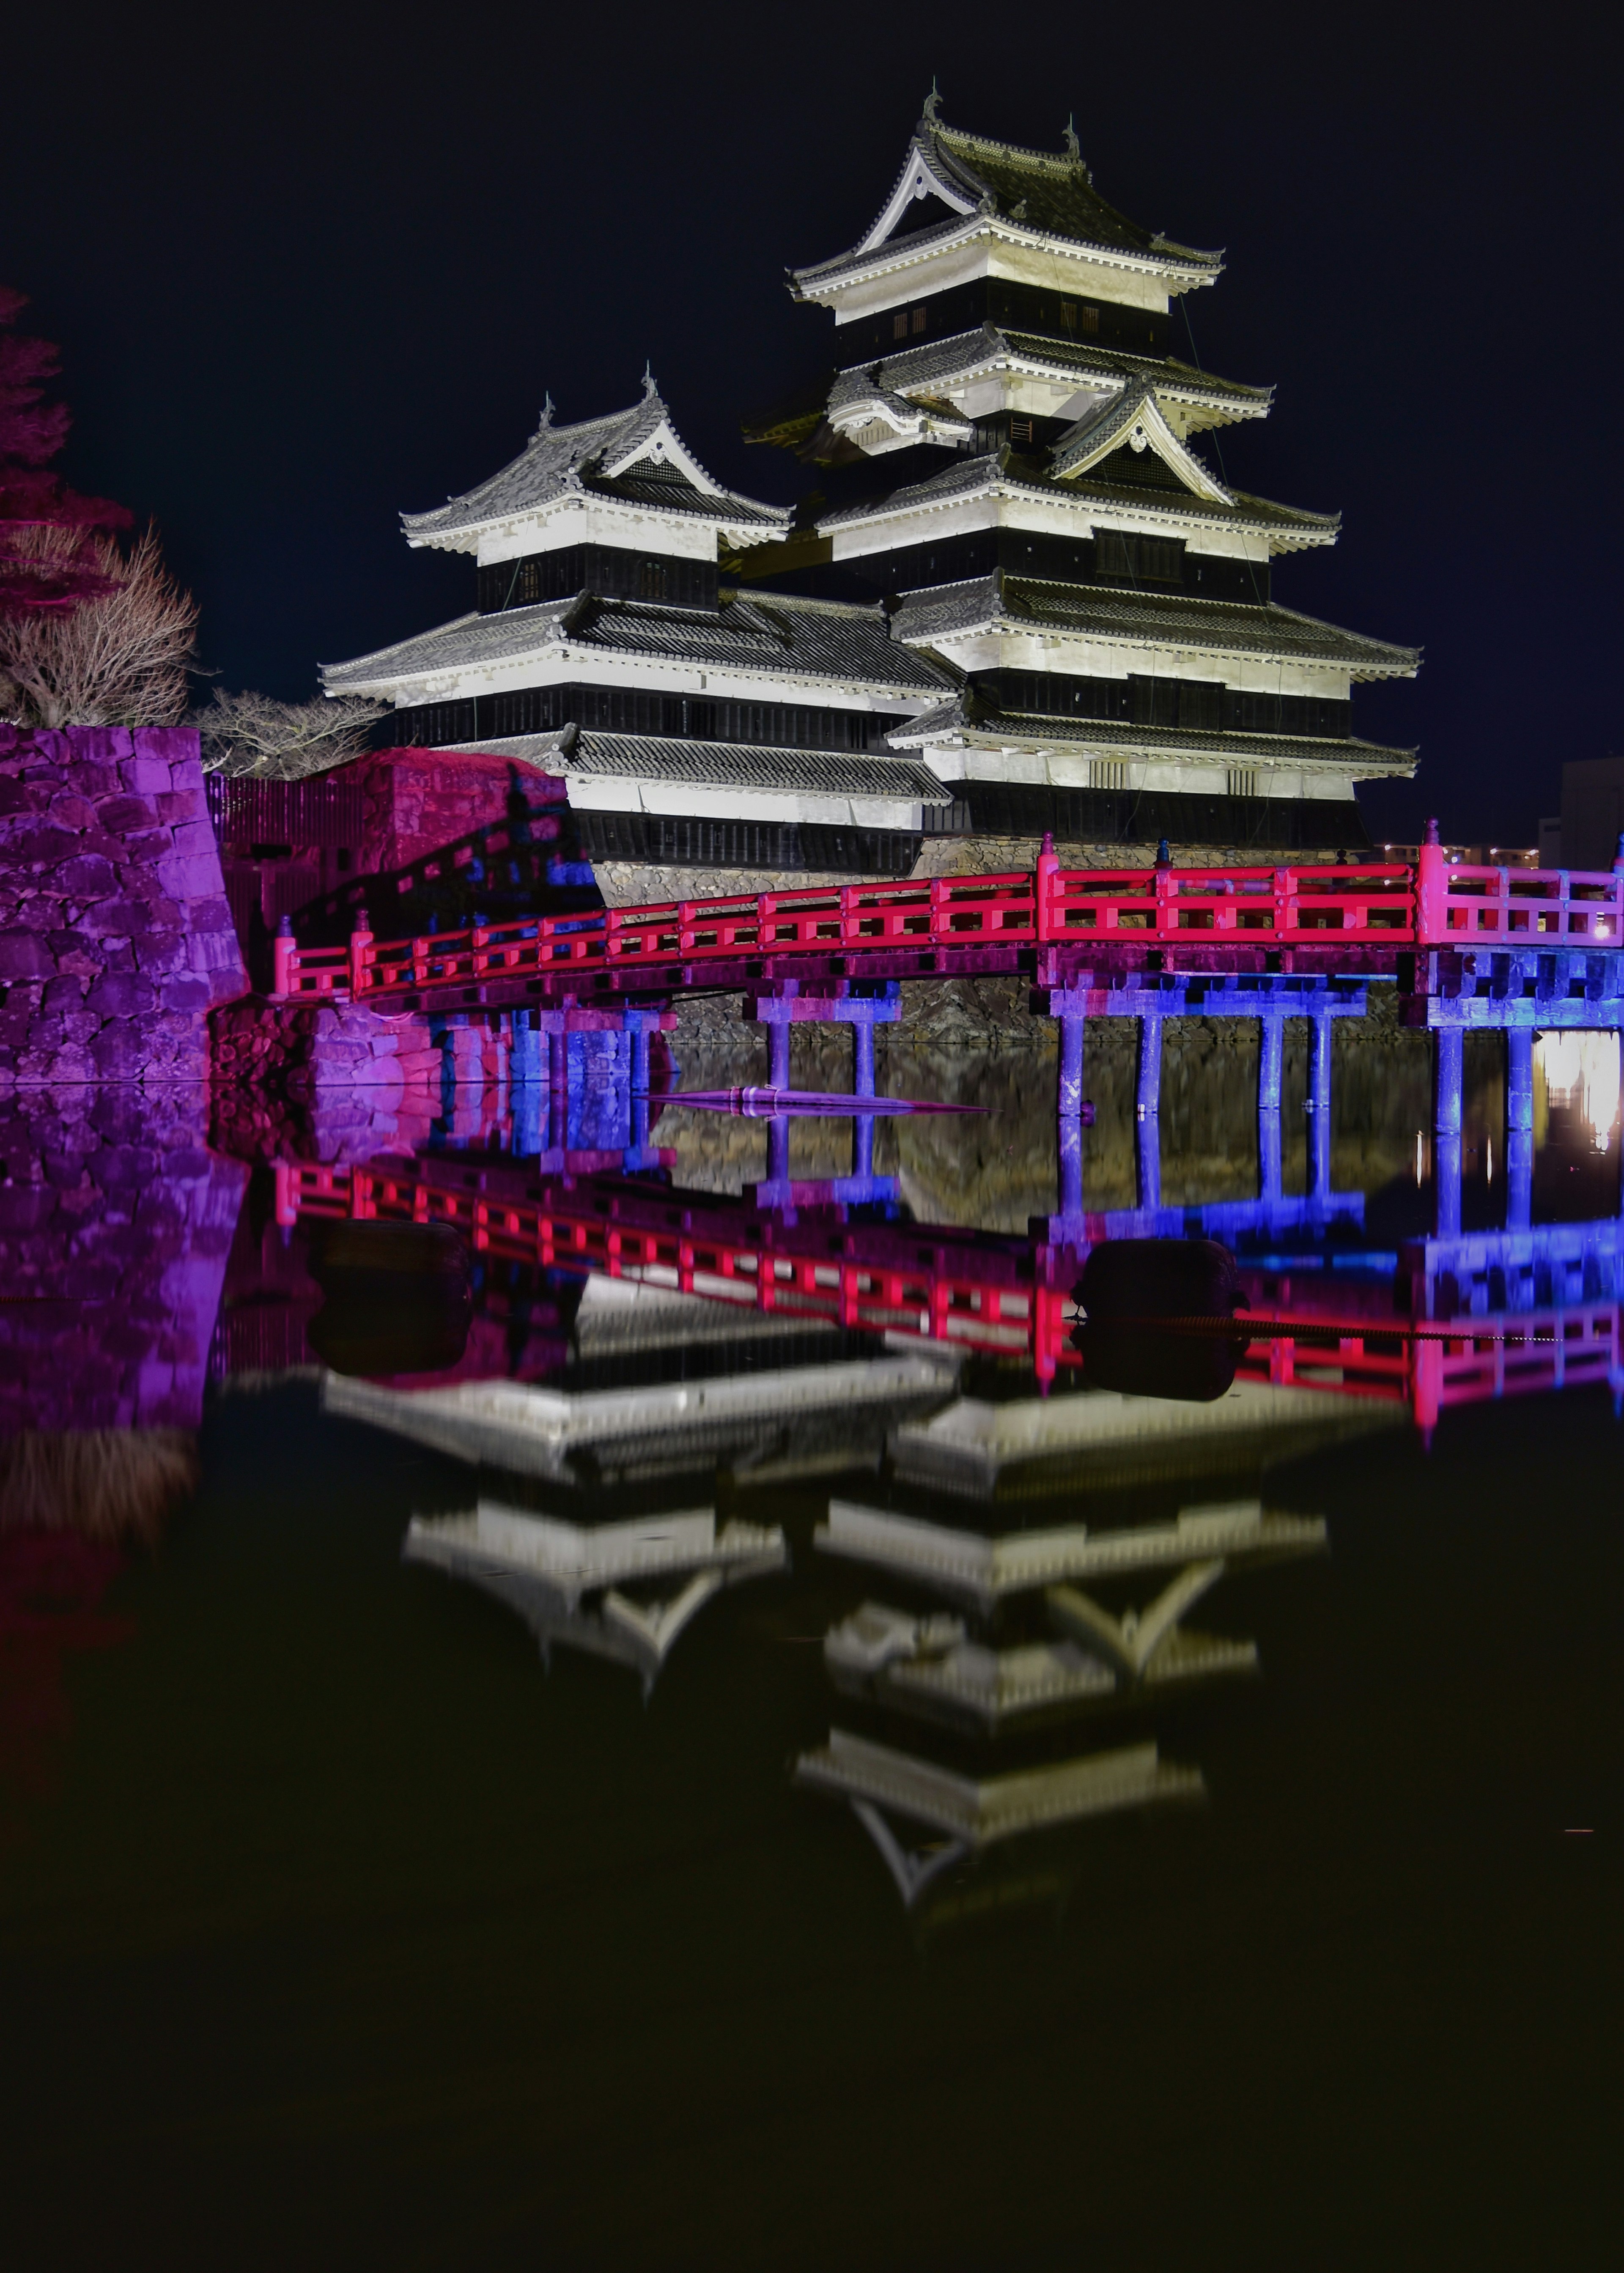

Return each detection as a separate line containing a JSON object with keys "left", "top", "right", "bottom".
{"left": 160, "top": 975, "right": 213, "bottom": 1013}
{"left": 95, "top": 795, "right": 159, "bottom": 836}
{"left": 0, "top": 931, "right": 56, "bottom": 980}
{"left": 170, "top": 820, "right": 217, "bottom": 859}
{"left": 47, "top": 792, "right": 100, "bottom": 831}
{"left": 60, "top": 854, "right": 118, "bottom": 900}
{"left": 120, "top": 755, "right": 173, "bottom": 795}
{"left": 86, "top": 972, "right": 157, "bottom": 1017}
{"left": 6, "top": 823, "right": 82, "bottom": 866}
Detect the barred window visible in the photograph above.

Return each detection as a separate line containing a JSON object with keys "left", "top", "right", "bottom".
{"left": 1178, "top": 681, "right": 1223, "bottom": 733}
{"left": 1226, "top": 768, "right": 1260, "bottom": 799}
{"left": 893, "top": 312, "right": 908, "bottom": 340}
{"left": 912, "top": 306, "right": 927, "bottom": 333}
{"left": 1089, "top": 759, "right": 1130, "bottom": 791}
{"left": 1098, "top": 530, "right": 1184, "bottom": 584}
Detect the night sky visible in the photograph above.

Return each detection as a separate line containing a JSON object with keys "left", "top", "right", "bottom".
{"left": 8, "top": 3, "right": 1618, "bottom": 844}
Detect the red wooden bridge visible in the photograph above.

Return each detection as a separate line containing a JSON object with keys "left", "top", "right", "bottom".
{"left": 272, "top": 842, "right": 1624, "bottom": 1010}
{"left": 274, "top": 1154, "right": 1621, "bottom": 1429}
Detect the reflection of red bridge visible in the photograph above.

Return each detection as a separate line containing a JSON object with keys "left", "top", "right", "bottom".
{"left": 272, "top": 846, "right": 1624, "bottom": 1009}
{"left": 274, "top": 1155, "right": 1623, "bottom": 1430}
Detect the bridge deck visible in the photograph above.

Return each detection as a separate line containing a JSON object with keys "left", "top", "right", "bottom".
{"left": 271, "top": 852, "right": 1624, "bottom": 1010}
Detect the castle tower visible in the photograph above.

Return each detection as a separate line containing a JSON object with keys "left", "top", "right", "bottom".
{"left": 322, "top": 379, "right": 960, "bottom": 898}
{"left": 743, "top": 96, "right": 1420, "bottom": 856}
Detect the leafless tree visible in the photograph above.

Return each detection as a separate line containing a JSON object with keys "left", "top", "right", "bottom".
{"left": 191, "top": 685, "right": 389, "bottom": 779}
{"left": 0, "top": 524, "right": 196, "bottom": 727}
{"left": 0, "top": 1428, "right": 197, "bottom": 1546}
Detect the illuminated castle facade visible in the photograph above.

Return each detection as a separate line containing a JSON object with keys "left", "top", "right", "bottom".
{"left": 324, "top": 99, "right": 1417, "bottom": 886}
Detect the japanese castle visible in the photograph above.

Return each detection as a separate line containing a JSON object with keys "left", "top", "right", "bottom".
{"left": 323, "top": 96, "right": 1419, "bottom": 891}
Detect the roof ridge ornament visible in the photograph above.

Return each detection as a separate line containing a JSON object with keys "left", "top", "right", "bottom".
{"left": 922, "top": 77, "right": 942, "bottom": 125}
{"left": 1063, "top": 115, "right": 1081, "bottom": 160}
{"left": 642, "top": 362, "right": 658, "bottom": 400}
{"left": 539, "top": 392, "right": 555, "bottom": 430}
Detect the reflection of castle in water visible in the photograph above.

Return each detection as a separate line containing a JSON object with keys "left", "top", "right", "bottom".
{"left": 797, "top": 1493, "right": 1326, "bottom": 1911}
{"left": 405, "top": 1502, "right": 787, "bottom": 1695}
{"left": 191, "top": 1019, "right": 1624, "bottom": 1917}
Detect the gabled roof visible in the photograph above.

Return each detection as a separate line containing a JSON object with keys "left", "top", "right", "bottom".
{"left": 1050, "top": 377, "right": 1232, "bottom": 500}
{"left": 892, "top": 574, "right": 1421, "bottom": 680}
{"left": 793, "top": 103, "right": 1222, "bottom": 299}
{"left": 401, "top": 378, "right": 789, "bottom": 549}
{"left": 321, "top": 588, "right": 957, "bottom": 699}
{"left": 816, "top": 450, "right": 1338, "bottom": 554}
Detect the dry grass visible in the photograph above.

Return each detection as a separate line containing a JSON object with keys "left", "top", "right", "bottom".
{"left": 0, "top": 1429, "right": 198, "bottom": 1547}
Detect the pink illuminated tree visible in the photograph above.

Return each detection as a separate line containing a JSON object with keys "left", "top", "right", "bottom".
{"left": 0, "top": 286, "right": 129, "bottom": 619}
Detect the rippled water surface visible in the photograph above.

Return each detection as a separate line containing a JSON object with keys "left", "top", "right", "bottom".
{"left": 2, "top": 1019, "right": 1617, "bottom": 2266}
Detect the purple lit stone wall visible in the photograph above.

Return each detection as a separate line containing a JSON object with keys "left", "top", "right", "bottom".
{"left": 0, "top": 726, "right": 247, "bottom": 1088}
{"left": 0, "top": 1090, "right": 247, "bottom": 1433}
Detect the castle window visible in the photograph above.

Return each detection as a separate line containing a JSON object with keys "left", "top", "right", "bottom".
{"left": 1098, "top": 530, "right": 1184, "bottom": 584}
{"left": 1179, "top": 682, "right": 1223, "bottom": 733}
{"left": 1010, "top": 418, "right": 1033, "bottom": 444}
{"left": 893, "top": 312, "right": 908, "bottom": 340}
{"left": 1226, "top": 768, "right": 1260, "bottom": 799}
{"left": 911, "top": 306, "right": 927, "bottom": 334}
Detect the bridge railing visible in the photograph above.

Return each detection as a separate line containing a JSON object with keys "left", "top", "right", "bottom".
{"left": 1040, "top": 861, "right": 1414, "bottom": 943}
{"left": 1433, "top": 864, "right": 1624, "bottom": 943}
{"left": 267, "top": 852, "right": 1624, "bottom": 1001}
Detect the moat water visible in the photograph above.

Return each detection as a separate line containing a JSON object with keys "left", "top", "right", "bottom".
{"left": 1, "top": 1020, "right": 1617, "bottom": 2267}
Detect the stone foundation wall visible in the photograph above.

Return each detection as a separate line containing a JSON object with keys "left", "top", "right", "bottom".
{"left": 0, "top": 726, "right": 246, "bottom": 1086}
{"left": 0, "top": 1088, "right": 246, "bottom": 1432}
{"left": 592, "top": 835, "right": 1369, "bottom": 911}
{"left": 912, "top": 834, "right": 1367, "bottom": 879}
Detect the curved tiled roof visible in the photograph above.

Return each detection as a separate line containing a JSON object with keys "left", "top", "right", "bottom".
{"left": 818, "top": 452, "right": 1336, "bottom": 548}
{"left": 892, "top": 575, "right": 1421, "bottom": 679}
{"left": 884, "top": 699, "right": 1415, "bottom": 772}
{"left": 794, "top": 113, "right": 1221, "bottom": 291}
{"left": 322, "top": 589, "right": 957, "bottom": 698}
{"left": 402, "top": 388, "right": 787, "bottom": 544}
{"left": 447, "top": 726, "right": 955, "bottom": 803}
{"left": 842, "top": 324, "right": 1270, "bottom": 420}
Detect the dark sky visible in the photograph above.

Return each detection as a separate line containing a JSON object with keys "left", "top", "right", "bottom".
{"left": 8, "top": 2, "right": 1618, "bottom": 844}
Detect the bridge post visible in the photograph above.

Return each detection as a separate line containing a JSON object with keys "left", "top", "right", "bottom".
{"left": 1136, "top": 1106, "right": 1161, "bottom": 1209}
{"left": 1506, "top": 1024, "right": 1534, "bottom": 1232}
{"left": 1434, "top": 1025, "right": 1464, "bottom": 1239}
{"left": 1058, "top": 1014, "right": 1085, "bottom": 1118}
{"left": 1057, "top": 1110, "right": 1084, "bottom": 1223}
{"left": 1308, "top": 1013, "right": 1333, "bottom": 1197}
{"left": 1258, "top": 1014, "right": 1284, "bottom": 1201}
{"left": 1134, "top": 1010, "right": 1162, "bottom": 1208}
{"left": 1135, "top": 1010, "right": 1163, "bottom": 1122}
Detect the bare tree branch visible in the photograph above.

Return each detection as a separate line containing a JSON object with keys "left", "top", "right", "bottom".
{"left": 0, "top": 525, "right": 196, "bottom": 727}
{"left": 190, "top": 685, "right": 390, "bottom": 779}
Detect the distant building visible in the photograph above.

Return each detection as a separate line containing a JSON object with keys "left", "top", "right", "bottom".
{"left": 322, "top": 99, "right": 1420, "bottom": 894}
{"left": 1553, "top": 756, "right": 1624, "bottom": 871}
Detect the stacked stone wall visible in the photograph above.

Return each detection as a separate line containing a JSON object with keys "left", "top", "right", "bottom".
{"left": 0, "top": 1088, "right": 246, "bottom": 1433}
{"left": 0, "top": 727, "right": 246, "bottom": 1087}
{"left": 357, "top": 747, "right": 566, "bottom": 875}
